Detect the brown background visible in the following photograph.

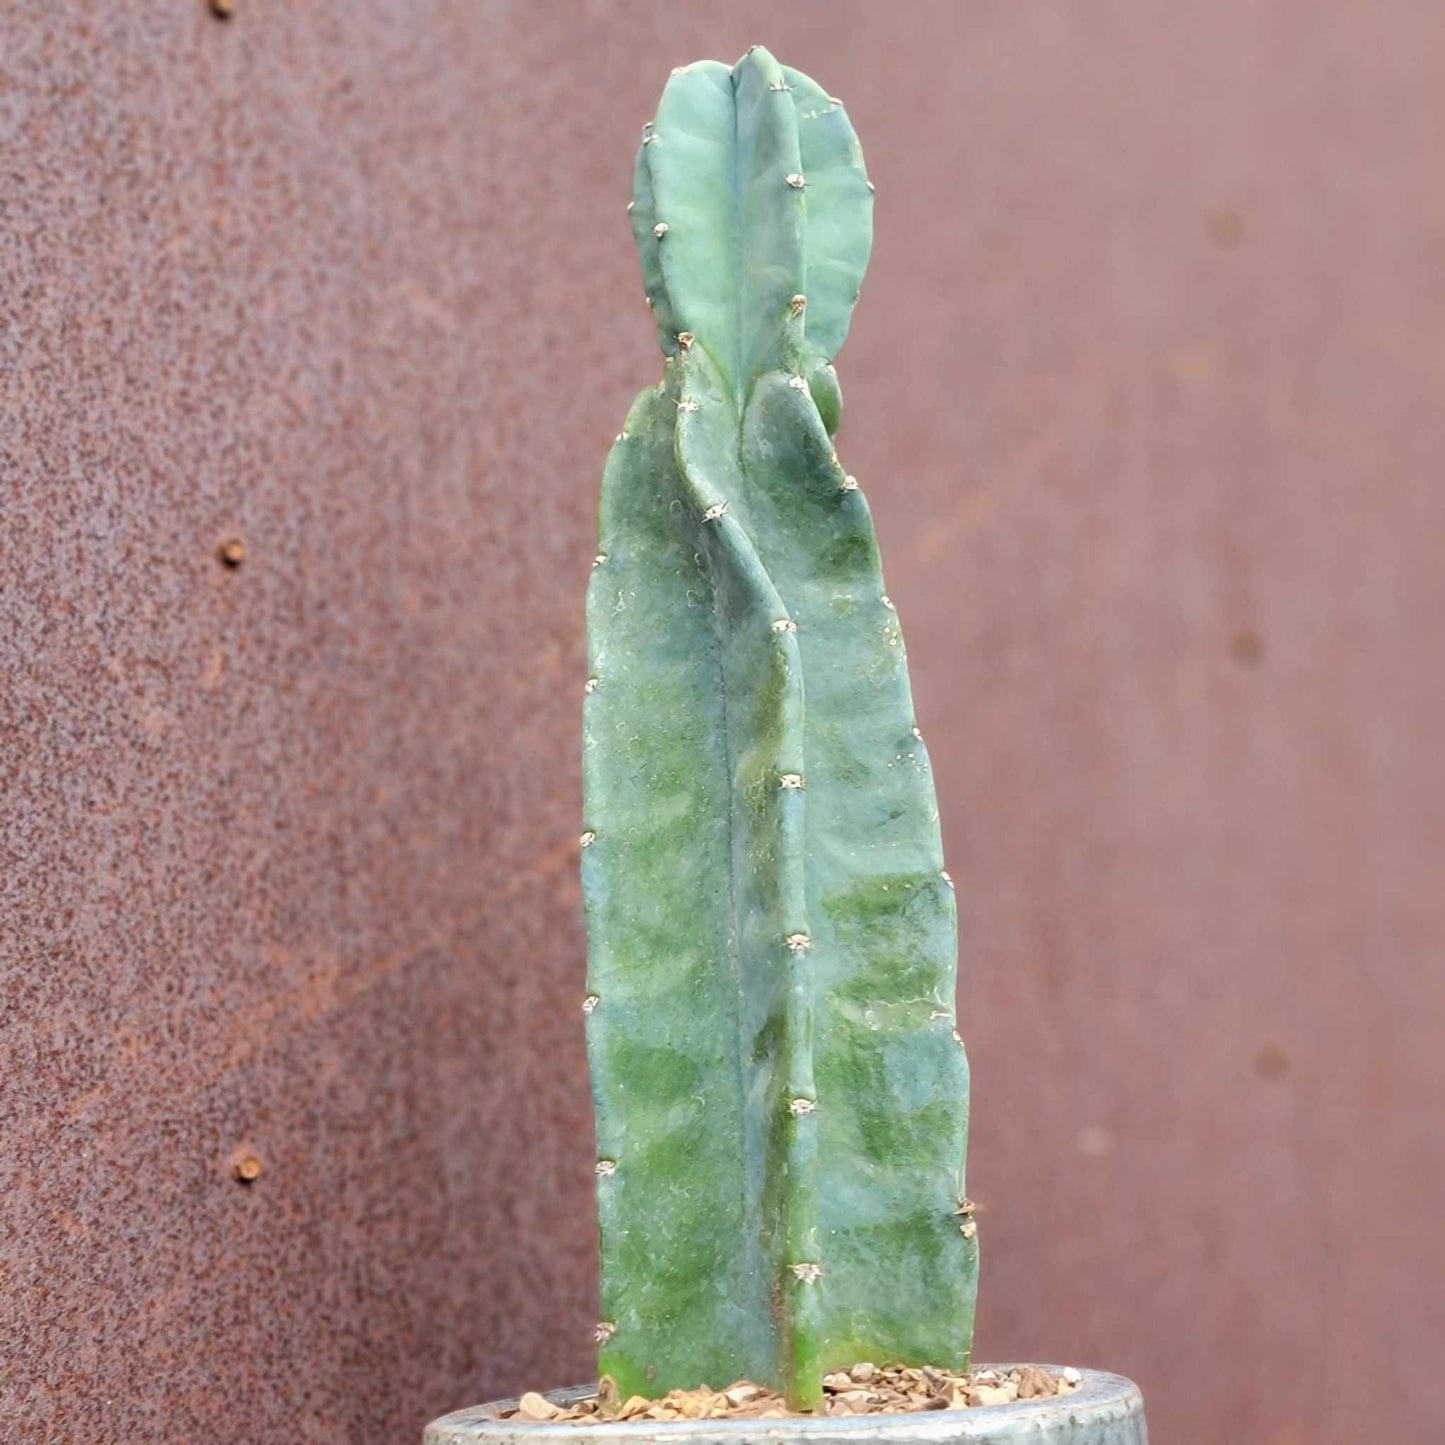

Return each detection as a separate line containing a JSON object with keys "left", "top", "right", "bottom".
{"left": 3, "top": 3, "right": 1441, "bottom": 1442}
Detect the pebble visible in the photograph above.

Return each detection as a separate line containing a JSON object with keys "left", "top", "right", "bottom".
{"left": 724, "top": 1384, "right": 764, "bottom": 1407}
{"left": 507, "top": 1362, "right": 1080, "bottom": 1424}
{"left": 967, "top": 1384, "right": 1017, "bottom": 1407}
{"left": 1016, "top": 1366, "right": 1055, "bottom": 1400}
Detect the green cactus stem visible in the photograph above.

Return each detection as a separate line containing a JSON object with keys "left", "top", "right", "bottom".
{"left": 582, "top": 47, "right": 975, "bottom": 1411}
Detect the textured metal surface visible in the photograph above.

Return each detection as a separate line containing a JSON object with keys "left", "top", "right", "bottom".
{"left": 424, "top": 1372, "right": 1145, "bottom": 1445}
{"left": 2, "top": 4, "right": 1441, "bottom": 1445}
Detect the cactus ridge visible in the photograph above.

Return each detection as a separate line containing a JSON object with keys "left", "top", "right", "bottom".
{"left": 584, "top": 47, "right": 975, "bottom": 1411}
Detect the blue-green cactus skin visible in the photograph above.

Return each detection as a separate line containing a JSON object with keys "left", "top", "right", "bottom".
{"left": 583, "top": 48, "right": 976, "bottom": 1411}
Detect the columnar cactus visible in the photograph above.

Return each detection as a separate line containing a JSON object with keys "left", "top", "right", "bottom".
{"left": 581, "top": 47, "right": 976, "bottom": 1411}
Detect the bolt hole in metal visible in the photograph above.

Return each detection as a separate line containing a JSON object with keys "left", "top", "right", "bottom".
{"left": 230, "top": 1149, "right": 263, "bottom": 1184}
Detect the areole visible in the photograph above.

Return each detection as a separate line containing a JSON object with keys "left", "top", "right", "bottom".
{"left": 425, "top": 1371, "right": 1147, "bottom": 1445}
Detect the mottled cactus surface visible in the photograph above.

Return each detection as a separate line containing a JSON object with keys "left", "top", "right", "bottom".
{"left": 581, "top": 47, "right": 976, "bottom": 1410}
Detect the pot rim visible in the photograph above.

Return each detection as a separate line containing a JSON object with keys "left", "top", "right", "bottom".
{"left": 424, "top": 1366, "right": 1144, "bottom": 1443}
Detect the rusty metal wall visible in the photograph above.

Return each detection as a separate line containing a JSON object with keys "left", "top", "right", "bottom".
{"left": 3, "top": 4, "right": 1441, "bottom": 1442}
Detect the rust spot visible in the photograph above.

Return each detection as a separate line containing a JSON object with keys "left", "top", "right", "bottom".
{"left": 1206, "top": 208, "right": 1245, "bottom": 249}
{"left": 1254, "top": 1043, "right": 1290, "bottom": 1082}
{"left": 217, "top": 536, "right": 247, "bottom": 569}
{"left": 1230, "top": 628, "right": 1264, "bottom": 666}
{"left": 231, "top": 1150, "right": 264, "bottom": 1183}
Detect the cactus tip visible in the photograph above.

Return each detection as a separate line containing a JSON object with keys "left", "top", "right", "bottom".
{"left": 785, "top": 172, "right": 807, "bottom": 189}
{"left": 771, "top": 618, "right": 797, "bottom": 634}
{"left": 779, "top": 772, "right": 805, "bottom": 790}
{"left": 701, "top": 501, "right": 728, "bottom": 521}
{"left": 585, "top": 677, "right": 600, "bottom": 695}
{"left": 677, "top": 331, "right": 695, "bottom": 350}
{"left": 653, "top": 221, "right": 669, "bottom": 237}
{"left": 787, "top": 375, "right": 809, "bottom": 392}
{"left": 788, "top": 1097, "right": 817, "bottom": 1115}
{"left": 791, "top": 1262, "right": 823, "bottom": 1283}
{"left": 583, "top": 994, "right": 600, "bottom": 1014}
{"left": 580, "top": 831, "right": 597, "bottom": 848}
{"left": 788, "top": 294, "right": 807, "bottom": 316}
{"left": 596, "top": 1159, "right": 617, "bottom": 1177}
{"left": 841, "top": 475, "right": 860, "bottom": 492}
{"left": 593, "top": 552, "right": 607, "bottom": 568}
{"left": 785, "top": 932, "right": 811, "bottom": 951}
{"left": 594, "top": 1322, "right": 617, "bottom": 1345}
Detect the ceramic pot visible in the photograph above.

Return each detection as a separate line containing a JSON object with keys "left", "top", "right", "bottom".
{"left": 424, "top": 1368, "right": 1146, "bottom": 1444}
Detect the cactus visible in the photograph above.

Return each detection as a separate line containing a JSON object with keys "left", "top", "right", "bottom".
{"left": 581, "top": 47, "right": 976, "bottom": 1411}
